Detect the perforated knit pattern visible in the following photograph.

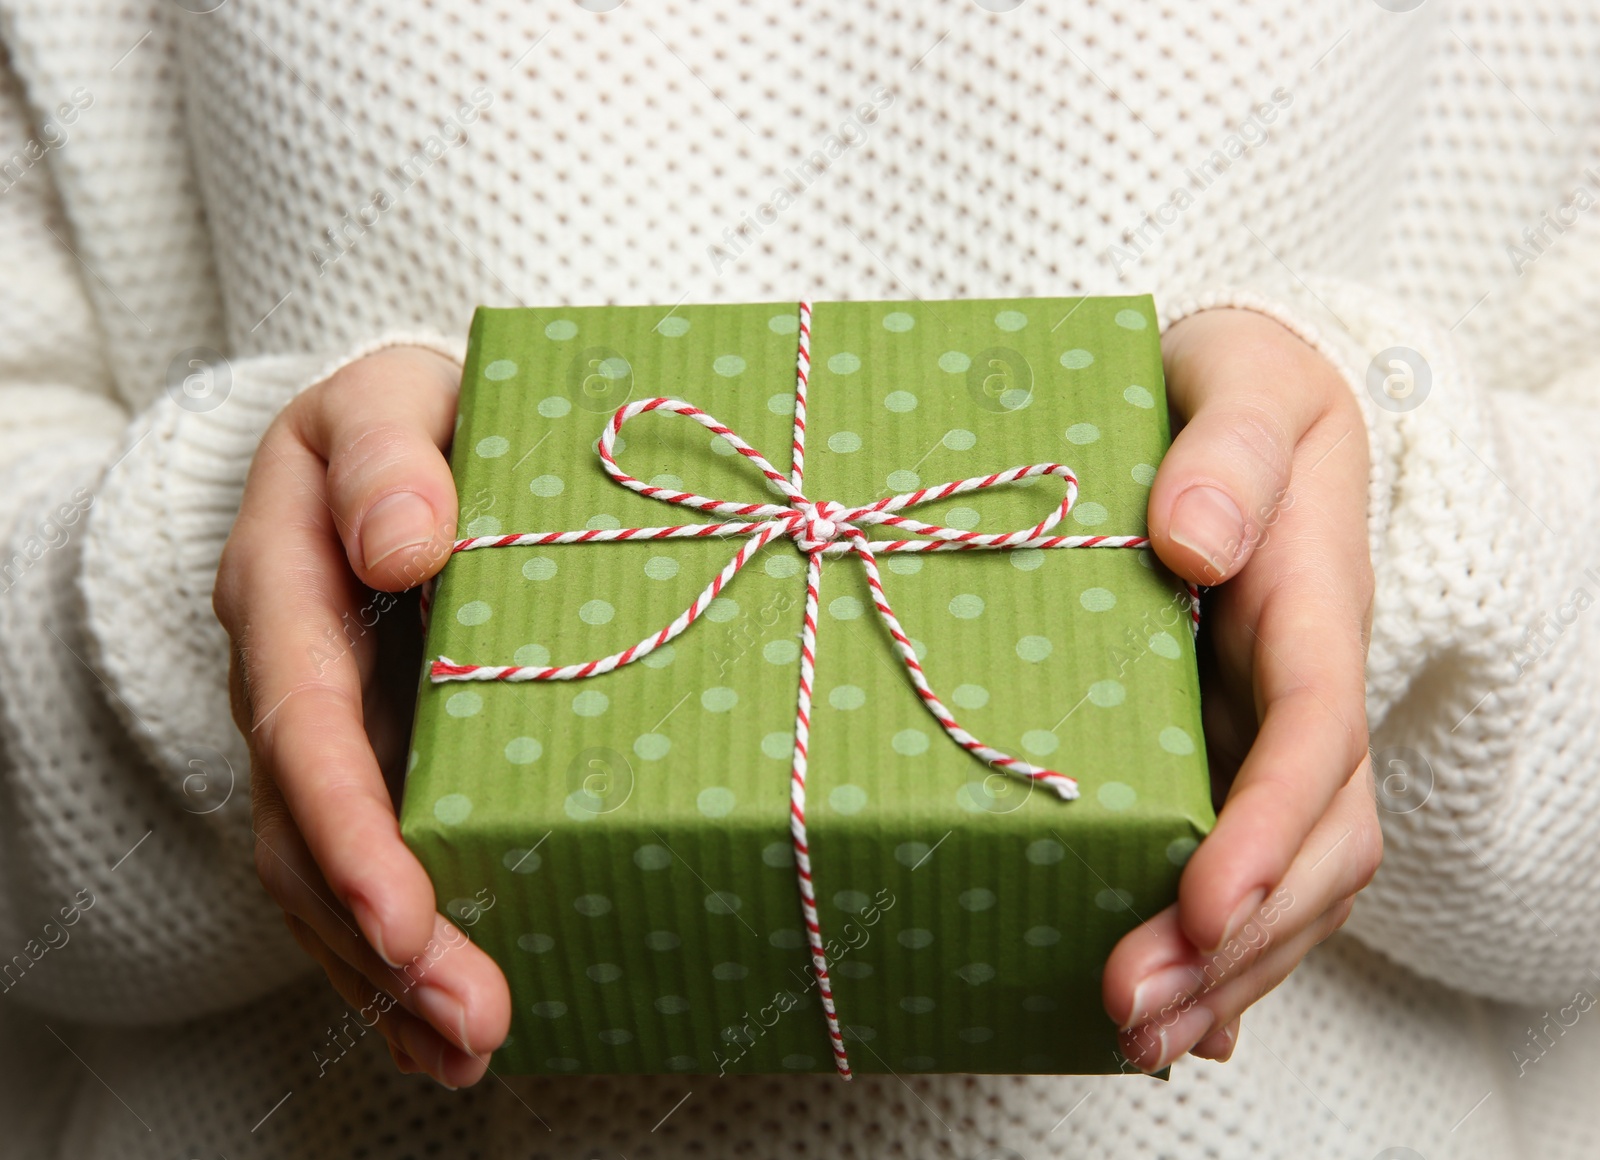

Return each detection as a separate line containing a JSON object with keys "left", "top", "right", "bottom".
{"left": 0, "top": 1, "right": 1598, "bottom": 1156}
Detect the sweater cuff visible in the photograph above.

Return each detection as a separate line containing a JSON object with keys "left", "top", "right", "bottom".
{"left": 79, "top": 330, "right": 465, "bottom": 795}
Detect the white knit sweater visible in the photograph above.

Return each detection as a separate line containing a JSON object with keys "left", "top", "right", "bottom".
{"left": 1, "top": 1, "right": 1599, "bottom": 1156}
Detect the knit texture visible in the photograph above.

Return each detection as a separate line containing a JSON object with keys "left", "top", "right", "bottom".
{"left": 0, "top": 1, "right": 1598, "bottom": 1156}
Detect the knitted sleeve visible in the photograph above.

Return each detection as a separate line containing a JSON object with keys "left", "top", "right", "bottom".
{"left": 1164, "top": 275, "right": 1600, "bottom": 1007}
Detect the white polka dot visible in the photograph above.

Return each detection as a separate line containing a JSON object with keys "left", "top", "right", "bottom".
{"left": 887, "top": 555, "right": 923, "bottom": 575}
{"left": 1026, "top": 839, "right": 1065, "bottom": 865}
{"left": 1072, "top": 502, "right": 1108, "bottom": 527}
{"left": 1024, "top": 925, "right": 1060, "bottom": 947}
{"left": 769, "top": 929, "right": 803, "bottom": 950}
{"left": 1149, "top": 632, "right": 1182, "bottom": 659}
{"left": 433, "top": 793, "right": 472, "bottom": 824}
{"left": 898, "top": 928, "right": 934, "bottom": 949}
{"left": 781, "top": 1053, "right": 815, "bottom": 1070}
{"left": 514, "top": 643, "right": 550, "bottom": 667}
{"left": 828, "top": 352, "right": 861, "bottom": 374}
{"left": 579, "top": 600, "right": 614, "bottom": 625}
{"left": 1021, "top": 730, "right": 1058, "bottom": 756}
{"left": 644, "top": 556, "right": 679, "bottom": 581}
{"left": 911, "top": 639, "right": 928, "bottom": 661}
{"left": 886, "top": 469, "right": 920, "bottom": 491}
{"left": 648, "top": 474, "right": 685, "bottom": 492}
{"left": 883, "top": 312, "right": 916, "bottom": 332}
{"left": 765, "top": 554, "right": 802, "bottom": 578}
{"left": 505, "top": 737, "right": 543, "bottom": 764}
{"left": 522, "top": 557, "right": 558, "bottom": 581}
{"left": 701, "top": 687, "right": 738, "bottom": 712}
{"left": 959, "top": 888, "right": 996, "bottom": 911}
{"left": 587, "top": 963, "right": 623, "bottom": 983}
{"left": 1115, "top": 309, "right": 1149, "bottom": 330}
{"left": 705, "top": 891, "right": 742, "bottom": 915}
{"left": 1131, "top": 463, "right": 1157, "bottom": 486}
{"left": 762, "top": 842, "right": 793, "bottom": 868}
{"left": 763, "top": 639, "right": 799, "bottom": 665}
{"left": 708, "top": 434, "right": 736, "bottom": 456}
{"left": 959, "top": 1026, "right": 995, "bottom": 1043}
{"left": 465, "top": 515, "right": 501, "bottom": 537}
{"left": 531, "top": 1000, "right": 567, "bottom": 1018}
{"left": 948, "top": 593, "right": 985, "bottom": 619}
{"left": 955, "top": 962, "right": 996, "bottom": 985}
{"left": 571, "top": 690, "right": 609, "bottom": 717}
{"left": 529, "top": 475, "right": 565, "bottom": 497}
{"left": 833, "top": 890, "right": 872, "bottom": 914}
{"left": 884, "top": 390, "right": 919, "bottom": 412}
{"left": 657, "top": 316, "right": 690, "bottom": 337}
{"left": 760, "top": 732, "right": 792, "bottom": 760}
{"left": 712, "top": 962, "right": 748, "bottom": 981}
{"left": 645, "top": 930, "right": 680, "bottom": 950}
{"left": 828, "top": 685, "right": 866, "bottom": 710}
{"left": 1096, "top": 887, "right": 1135, "bottom": 912}
{"left": 697, "top": 787, "right": 736, "bottom": 816}
{"left": 655, "top": 995, "right": 691, "bottom": 1014}
{"left": 632, "top": 844, "right": 672, "bottom": 870}
{"left": 1087, "top": 679, "right": 1126, "bottom": 707}
{"left": 445, "top": 691, "right": 482, "bottom": 718}
{"left": 505, "top": 847, "right": 542, "bottom": 873}
{"left": 1167, "top": 837, "right": 1200, "bottom": 866}
{"left": 456, "top": 600, "right": 492, "bottom": 626}
{"left": 705, "top": 597, "right": 739, "bottom": 623}
{"left": 829, "top": 596, "right": 863, "bottom": 620}
{"left": 484, "top": 359, "right": 518, "bottom": 380}
{"left": 641, "top": 645, "right": 676, "bottom": 669}
{"left": 826, "top": 430, "right": 863, "bottom": 454}
{"left": 994, "top": 309, "right": 1028, "bottom": 331}
{"left": 894, "top": 842, "right": 931, "bottom": 867}
{"left": 1080, "top": 587, "right": 1117, "bottom": 612}
{"left": 518, "top": 932, "right": 554, "bottom": 953}
{"left": 901, "top": 996, "right": 936, "bottom": 1014}
{"left": 1065, "top": 423, "right": 1100, "bottom": 445}
{"left": 943, "top": 428, "right": 977, "bottom": 450}
{"left": 1016, "top": 635, "right": 1052, "bottom": 662}
{"left": 633, "top": 734, "right": 671, "bottom": 761}
{"left": 1059, "top": 349, "right": 1094, "bottom": 369}
{"left": 597, "top": 1028, "right": 632, "bottom": 1045}
{"left": 766, "top": 392, "right": 794, "bottom": 416}
{"left": 1124, "top": 384, "right": 1156, "bottom": 408}
{"left": 1159, "top": 726, "right": 1196, "bottom": 755}
{"left": 1098, "top": 781, "right": 1138, "bottom": 810}
{"left": 892, "top": 729, "right": 930, "bottom": 756}
{"left": 713, "top": 354, "right": 746, "bottom": 377}
{"left": 537, "top": 396, "right": 571, "bottom": 418}
{"left": 768, "top": 313, "right": 799, "bottom": 334}
{"left": 938, "top": 351, "right": 971, "bottom": 373}
{"left": 476, "top": 435, "right": 510, "bottom": 458}
{"left": 952, "top": 684, "right": 990, "bottom": 709}
{"left": 1010, "top": 549, "right": 1044, "bottom": 571}
{"left": 829, "top": 784, "right": 868, "bottom": 814}
{"left": 945, "top": 506, "right": 980, "bottom": 530}
{"left": 545, "top": 320, "right": 579, "bottom": 341}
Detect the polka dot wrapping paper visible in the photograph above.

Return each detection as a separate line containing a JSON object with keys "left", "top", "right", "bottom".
{"left": 401, "top": 297, "right": 1213, "bottom": 1077}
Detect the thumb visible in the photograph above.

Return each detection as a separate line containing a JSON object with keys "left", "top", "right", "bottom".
{"left": 1149, "top": 312, "right": 1325, "bottom": 585}
{"left": 295, "top": 345, "right": 463, "bottom": 592}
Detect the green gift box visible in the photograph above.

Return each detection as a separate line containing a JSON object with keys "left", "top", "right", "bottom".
{"left": 401, "top": 296, "right": 1214, "bottom": 1077}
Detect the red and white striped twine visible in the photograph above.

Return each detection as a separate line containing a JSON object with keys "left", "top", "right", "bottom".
{"left": 431, "top": 301, "right": 1200, "bottom": 1078}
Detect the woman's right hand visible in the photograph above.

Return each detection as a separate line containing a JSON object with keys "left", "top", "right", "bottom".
{"left": 214, "top": 345, "right": 510, "bottom": 1088}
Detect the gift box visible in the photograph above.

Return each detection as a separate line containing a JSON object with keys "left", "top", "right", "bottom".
{"left": 401, "top": 296, "right": 1214, "bottom": 1077}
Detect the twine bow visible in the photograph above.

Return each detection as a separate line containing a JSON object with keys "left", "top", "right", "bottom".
{"left": 431, "top": 301, "right": 1188, "bottom": 1077}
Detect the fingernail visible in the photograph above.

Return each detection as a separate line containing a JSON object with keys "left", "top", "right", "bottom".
{"left": 1125, "top": 1004, "right": 1216, "bottom": 1073}
{"left": 1123, "top": 962, "right": 1208, "bottom": 1030}
{"left": 1190, "top": 1021, "right": 1237, "bottom": 1062}
{"left": 414, "top": 983, "right": 469, "bottom": 1052}
{"left": 1209, "top": 887, "right": 1267, "bottom": 956}
{"left": 1169, "top": 486, "right": 1244, "bottom": 577}
{"left": 362, "top": 491, "right": 436, "bottom": 571}
{"left": 388, "top": 1040, "right": 420, "bottom": 1074}
{"left": 348, "top": 895, "right": 401, "bottom": 968}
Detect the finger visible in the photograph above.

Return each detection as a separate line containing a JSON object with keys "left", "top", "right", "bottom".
{"left": 258, "top": 776, "right": 509, "bottom": 1057}
{"left": 1189, "top": 1016, "right": 1239, "bottom": 1062}
{"left": 224, "top": 426, "right": 439, "bottom": 969}
{"left": 1106, "top": 760, "right": 1379, "bottom": 1046}
{"left": 1152, "top": 310, "right": 1343, "bottom": 584}
{"left": 291, "top": 345, "right": 462, "bottom": 592}
{"left": 284, "top": 915, "right": 486, "bottom": 1089}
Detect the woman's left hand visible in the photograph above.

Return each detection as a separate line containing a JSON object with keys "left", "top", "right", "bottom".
{"left": 1101, "top": 307, "right": 1381, "bottom": 1070}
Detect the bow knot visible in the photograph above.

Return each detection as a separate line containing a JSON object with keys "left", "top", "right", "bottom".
{"left": 790, "top": 499, "right": 851, "bottom": 551}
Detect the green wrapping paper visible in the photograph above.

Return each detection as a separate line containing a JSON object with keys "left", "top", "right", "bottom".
{"left": 401, "top": 297, "right": 1214, "bottom": 1076}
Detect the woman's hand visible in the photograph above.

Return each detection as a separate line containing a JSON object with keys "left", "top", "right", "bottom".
{"left": 214, "top": 345, "right": 510, "bottom": 1088}
{"left": 1102, "top": 308, "right": 1381, "bottom": 1070}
